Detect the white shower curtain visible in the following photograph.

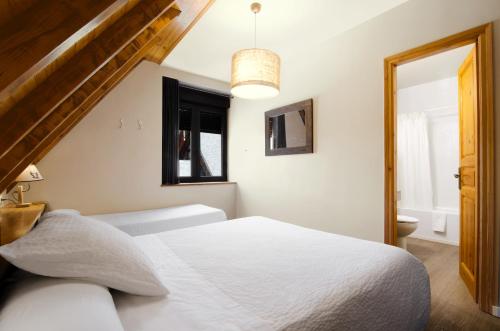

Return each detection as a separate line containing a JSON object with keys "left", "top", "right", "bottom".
{"left": 397, "top": 112, "right": 434, "bottom": 210}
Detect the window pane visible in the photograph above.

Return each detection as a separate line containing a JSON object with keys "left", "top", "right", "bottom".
{"left": 200, "top": 112, "right": 222, "bottom": 177}
{"left": 178, "top": 109, "right": 191, "bottom": 177}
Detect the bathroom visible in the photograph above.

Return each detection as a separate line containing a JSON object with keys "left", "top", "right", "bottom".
{"left": 396, "top": 44, "right": 474, "bottom": 249}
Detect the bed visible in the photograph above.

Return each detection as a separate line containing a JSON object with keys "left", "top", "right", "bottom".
{"left": 114, "top": 217, "right": 430, "bottom": 331}
{"left": 0, "top": 210, "right": 430, "bottom": 331}
{"left": 89, "top": 204, "right": 227, "bottom": 236}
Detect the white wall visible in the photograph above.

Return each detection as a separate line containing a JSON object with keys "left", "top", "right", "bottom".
{"left": 398, "top": 77, "right": 460, "bottom": 212}
{"left": 25, "top": 62, "right": 237, "bottom": 218}
{"left": 398, "top": 77, "right": 458, "bottom": 115}
{"left": 228, "top": 0, "right": 500, "bottom": 242}
{"left": 429, "top": 111, "right": 460, "bottom": 211}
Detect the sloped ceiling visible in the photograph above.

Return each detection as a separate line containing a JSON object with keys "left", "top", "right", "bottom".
{"left": 0, "top": 0, "right": 213, "bottom": 192}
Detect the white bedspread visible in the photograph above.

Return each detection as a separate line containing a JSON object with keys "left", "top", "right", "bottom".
{"left": 89, "top": 204, "right": 227, "bottom": 236}
{"left": 113, "top": 217, "right": 430, "bottom": 331}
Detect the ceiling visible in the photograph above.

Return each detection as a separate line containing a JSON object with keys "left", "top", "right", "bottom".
{"left": 163, "top": 0, "right": 408, "bottom": 82}
{"left": 397, "top": 44, "right": 474, "bottom": 89}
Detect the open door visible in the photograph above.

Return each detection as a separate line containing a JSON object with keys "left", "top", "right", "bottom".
{"left": 457, "top": 47, "right": 478, "bottom": 300}
{"left": 385, "top": 24, "right": 495, "bottom": 313}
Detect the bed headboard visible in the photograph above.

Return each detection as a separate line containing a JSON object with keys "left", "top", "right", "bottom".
{"left": 0, "top": 203, "right": 46, "bottom": 280}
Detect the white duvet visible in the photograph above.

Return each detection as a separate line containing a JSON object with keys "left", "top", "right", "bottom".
{"left": 113, "top": 217, "right": 430, "bottom": 331}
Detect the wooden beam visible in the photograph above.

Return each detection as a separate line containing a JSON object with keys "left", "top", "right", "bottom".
{"left": 0, "top": 0, "right": 176, "bottom": 191}
{"left": 0, "top": 0, "right": 174, "bottom": 157}
{"left": 0, "top": 0, "right": 214, "bottom": 193}
{"left": 0, "top": 0, "right": 135, "bottom": 113}
{"left": 0, "top": 0, "right": 38, "bottom": 27}
{"left": 33, "top": 7, "right": 182, "bottom": 165}
{"left": 47, "top": 0, "right": 214, "bottom": 161}
{"left": 145, "top": 0, "right": 214, "bottom": 64}
{"left": 33, "top": 0, "right": 214, "bottom": 165}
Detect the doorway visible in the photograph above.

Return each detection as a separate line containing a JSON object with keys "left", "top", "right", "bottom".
{"left": 384, "top": 24, "right": 495, "bottom": 313}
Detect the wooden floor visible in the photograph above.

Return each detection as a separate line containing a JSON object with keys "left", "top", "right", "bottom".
{"left": 406, "top": 238, "right": 500, "bottom": 331}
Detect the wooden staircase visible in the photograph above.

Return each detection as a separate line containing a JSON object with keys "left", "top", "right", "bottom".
{"left": 0, "top": 0, "right": 213, "bottom": 192}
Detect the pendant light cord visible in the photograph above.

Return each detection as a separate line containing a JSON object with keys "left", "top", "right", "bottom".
{"left": 254, "top": 11, "right": 257, "bottom": 48}
{"left": 250, "top": 3, "right": 261, "bottom": 48}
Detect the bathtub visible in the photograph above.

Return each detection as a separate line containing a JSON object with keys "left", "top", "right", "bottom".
{"left": 398, "top": 207, "right": 459, "bottom": 246}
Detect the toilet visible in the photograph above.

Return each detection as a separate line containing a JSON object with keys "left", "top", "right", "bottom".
{"left": 397, "top": 215, "right": 419, "bottom": 250}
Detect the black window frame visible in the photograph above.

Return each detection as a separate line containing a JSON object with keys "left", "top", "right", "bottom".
{"left": 162, "top": 77, "right": 229, "bottom": 185}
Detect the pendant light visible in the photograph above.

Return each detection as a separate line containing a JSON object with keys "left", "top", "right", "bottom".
{"left": 231, "top": 2, "right": 280, "bottom": 99}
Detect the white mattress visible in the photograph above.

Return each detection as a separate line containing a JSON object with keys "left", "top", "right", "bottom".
{"left": 89, "top": 204, "right": 227, "bottom": 236}
{"left": 113, "top": 217, "right": 430, "bottom": 331}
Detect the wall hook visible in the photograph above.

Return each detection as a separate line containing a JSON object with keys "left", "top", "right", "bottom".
{"left": 137, "top": 120, "right": 143, "bottom": 130}
{"left": 119, "top": 118, "right": 124, "bottom": 129}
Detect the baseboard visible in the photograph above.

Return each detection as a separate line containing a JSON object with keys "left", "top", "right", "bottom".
{"left": 408, "top": 234, "right": 459, "bottom": 246}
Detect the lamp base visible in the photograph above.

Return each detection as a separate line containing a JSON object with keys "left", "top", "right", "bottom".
{"left": 15, "top": 202, "right": 31, "bottom": 208}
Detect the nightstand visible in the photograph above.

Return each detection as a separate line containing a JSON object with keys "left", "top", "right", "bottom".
{"left": 0, "top": 202, "right": 46, "bottom": 245}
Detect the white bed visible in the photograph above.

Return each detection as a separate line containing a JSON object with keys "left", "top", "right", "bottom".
{"left": 89, "top": 204, "right": 227, "bottom": 236}
{"left": 113, "top": 216, "right": 430, "bottom": 331}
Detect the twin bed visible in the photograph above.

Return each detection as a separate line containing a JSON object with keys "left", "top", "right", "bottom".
{"left": 0, "top": 205, "right": 430, "bottom": 331}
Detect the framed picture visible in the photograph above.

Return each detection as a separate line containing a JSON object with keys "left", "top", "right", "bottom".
{"left": 265, "top": 99, "right": 313, "bottom": 156}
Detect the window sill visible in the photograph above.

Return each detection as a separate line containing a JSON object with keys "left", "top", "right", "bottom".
{"left": 161, "top": 181, "right": 236, "bottom": 187}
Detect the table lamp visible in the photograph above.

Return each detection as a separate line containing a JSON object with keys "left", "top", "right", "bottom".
{"left": 15, "top": 164, "right": 44, "bottom": 208}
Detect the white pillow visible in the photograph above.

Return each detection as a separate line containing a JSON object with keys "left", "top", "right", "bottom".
{"left": 0, "top": 213, "right": 168, "bottom": 296}
{"left": 0, "top": 276, "right": 124, "bottom": 331}
{"left": 41, "top": 208, "right": 81, "bottom": 219}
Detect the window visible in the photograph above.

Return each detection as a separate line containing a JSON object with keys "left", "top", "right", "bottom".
{"left": 162, "top": 77, "right": 229, "bottom": 184}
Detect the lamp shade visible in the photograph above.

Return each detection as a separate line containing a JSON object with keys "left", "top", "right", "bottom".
{"left": 231, "top": 48, "right": 280, "bottom": 99}
{"left": 16, "top": 164, "right": 44, "bottom": 182}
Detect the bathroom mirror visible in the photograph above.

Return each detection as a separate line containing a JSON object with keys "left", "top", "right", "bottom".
{"left": 265, "top": 99, "right": 313, "bottom": 156}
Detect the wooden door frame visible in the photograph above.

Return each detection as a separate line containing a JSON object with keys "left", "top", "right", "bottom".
{"left": 384, "top": 23, "right": 496, "bottom": 313}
